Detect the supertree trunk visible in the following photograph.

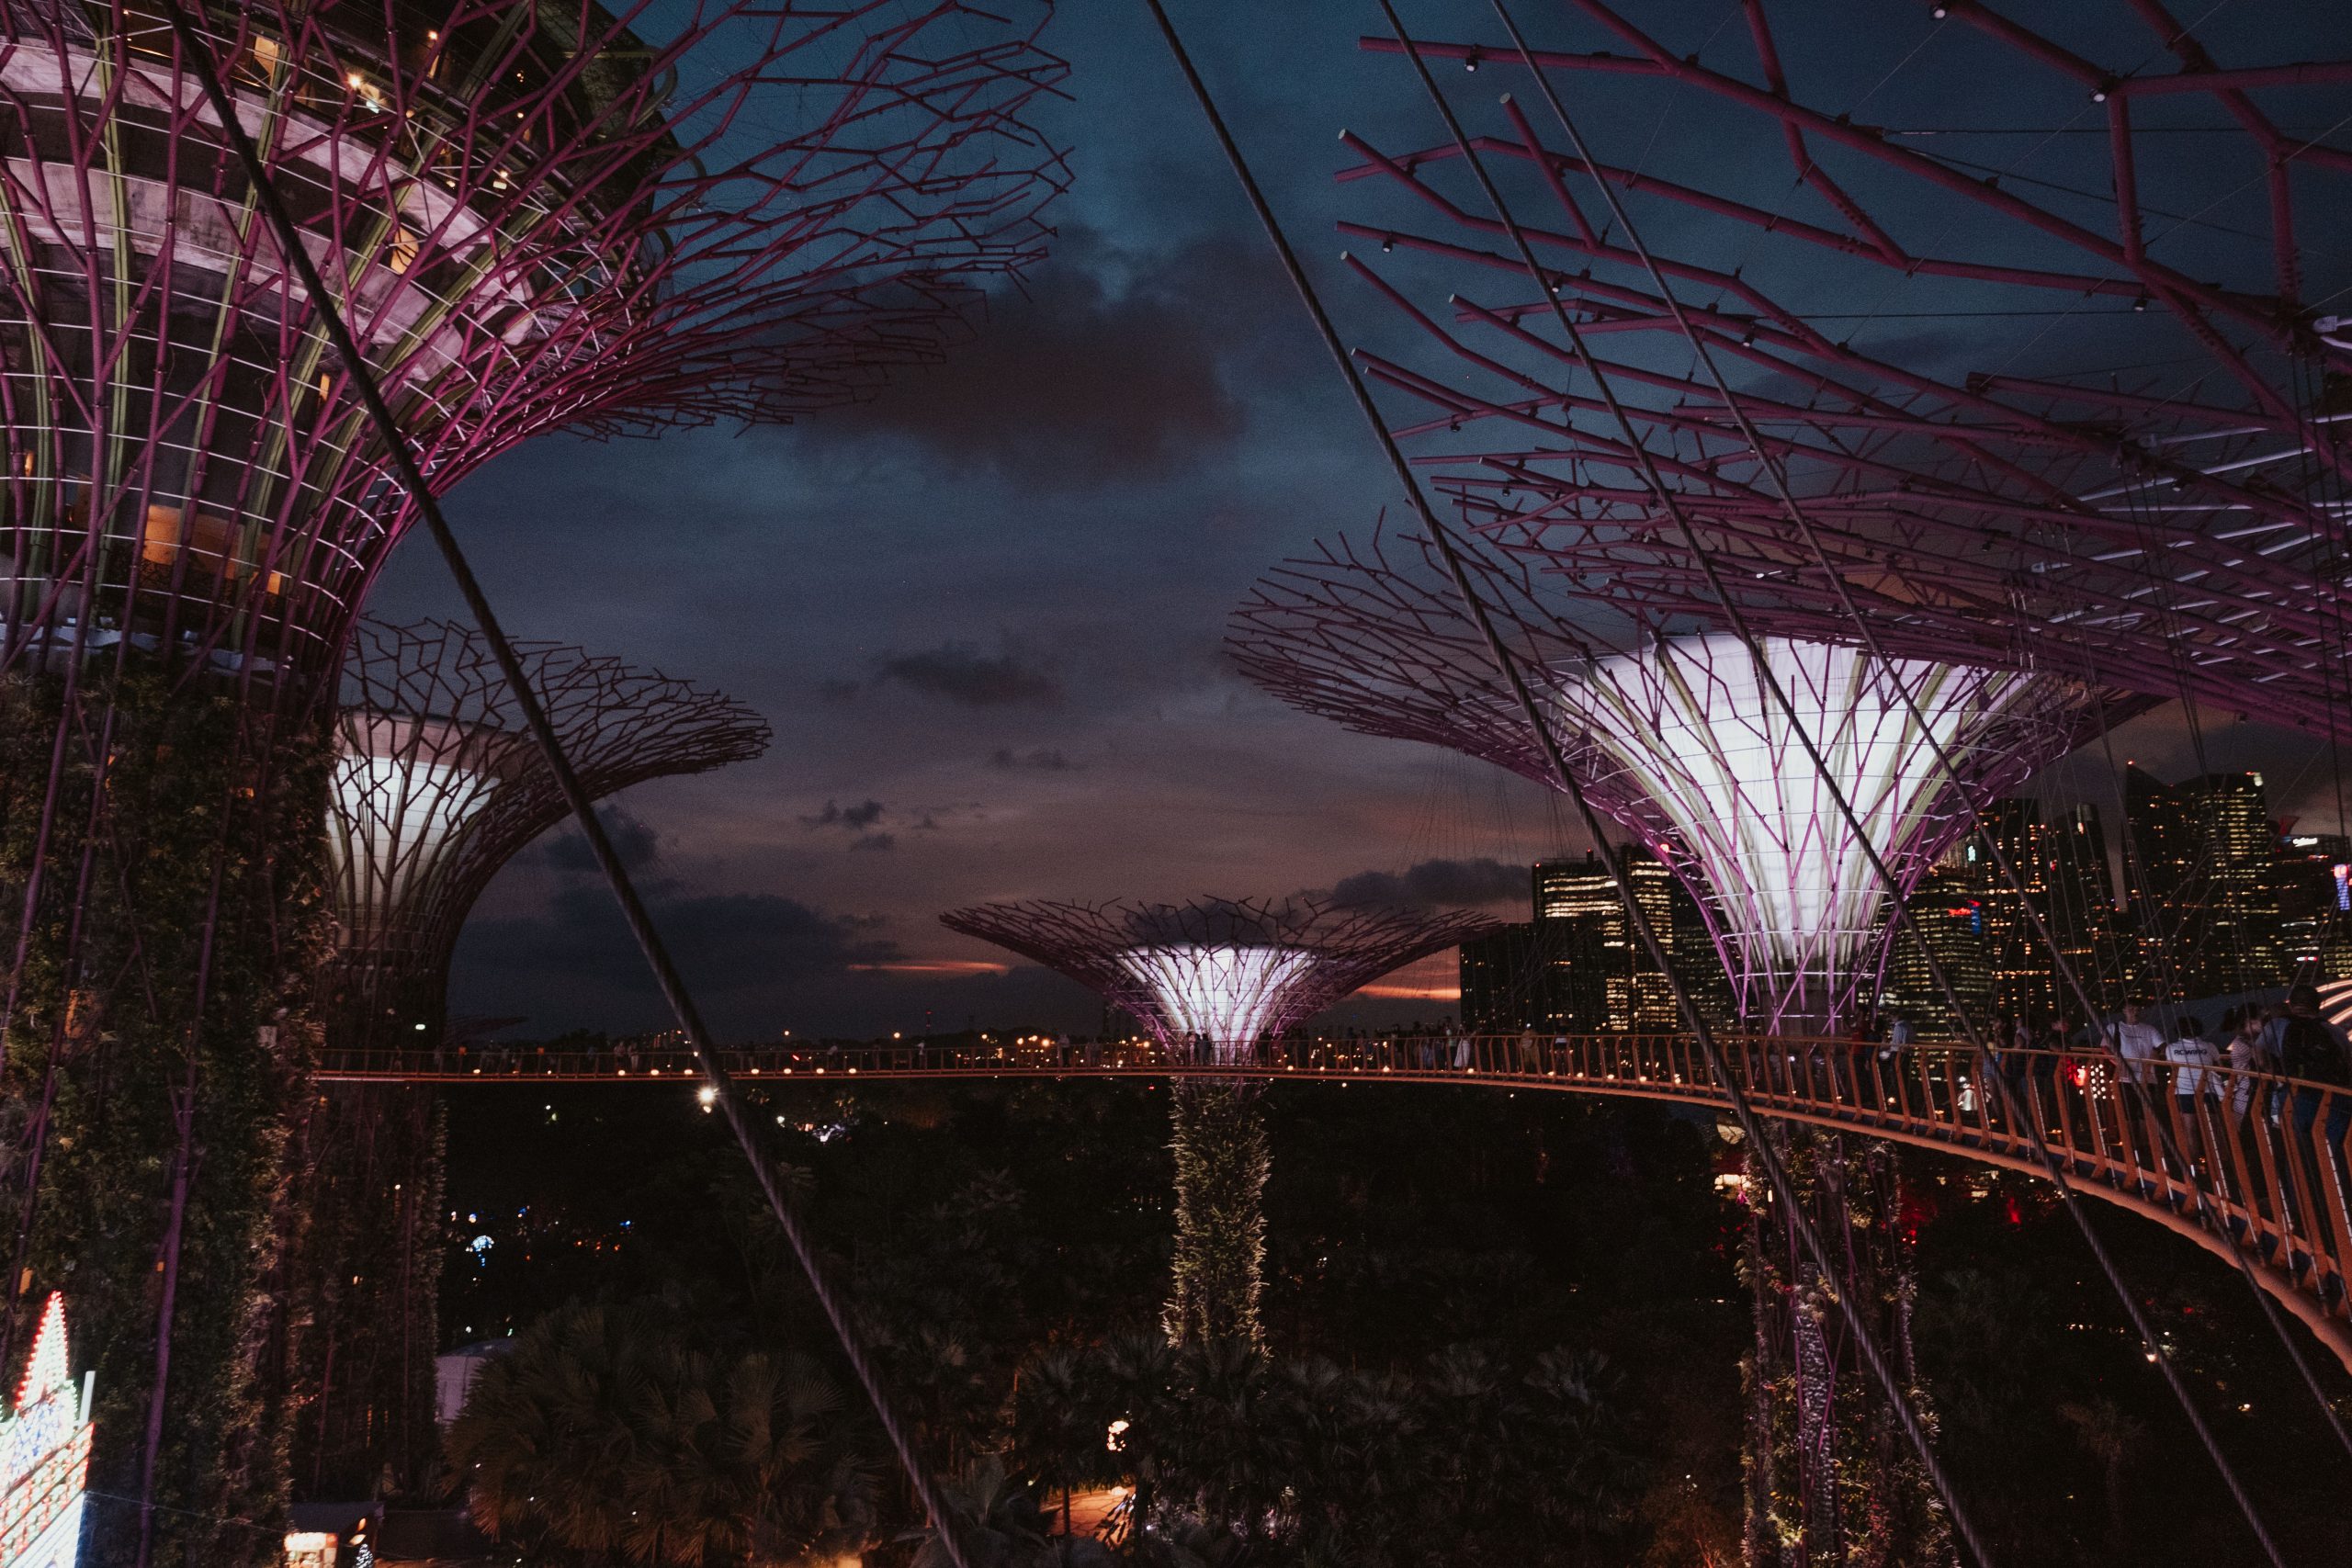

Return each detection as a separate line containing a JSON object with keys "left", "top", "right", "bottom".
{"left": 1740, "top": 1131, "right": 1950, "bottom": 1568}
{"left": 1161, "top": 1080, "right": 1270, "bottom": 1346}
{"left": 281, "top": 1072, "right": 447, "bottom": 1501}
{"left": 0, "top": 667, "right": 334, "bottom": 1568}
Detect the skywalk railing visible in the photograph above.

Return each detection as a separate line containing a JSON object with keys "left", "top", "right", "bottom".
{"left": 317, "top": 1032, "right": 2352, "bottom": 1364}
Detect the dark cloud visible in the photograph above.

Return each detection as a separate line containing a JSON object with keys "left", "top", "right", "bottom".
{"left": 531, "top": 808, "right": 662, "bottom": 874}
{"left": 815, "top": 231, "right": 1259, "bottom": 486}
{"left": 1325, "top": 858, "right": 1530, "bottom": 911}
{"left": 802, "top": 798, "right": 887, "bottom": 830}
{"left": 989, "top": 747, "right": 1081, "bottom": 772}
{"left": 850, "top": 833, "right": 897, "bottom": 853}
{"left": 463, "top": 886, "right": 901, "bottom": 999}
{"left": 878, "top": 644, "right": 1060, "bottom": 707}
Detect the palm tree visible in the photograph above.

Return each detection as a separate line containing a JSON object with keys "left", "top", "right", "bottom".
{"left": 444, "top": 1294, "right": 870, "bottom": 1566}
{"left": 1012, "top": 1348, "right": 1111, "bottom": 1539}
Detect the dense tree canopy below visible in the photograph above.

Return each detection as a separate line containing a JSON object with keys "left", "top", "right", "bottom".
{"left": 439, "top": 1068, "right": 2352, "bottom": 1565}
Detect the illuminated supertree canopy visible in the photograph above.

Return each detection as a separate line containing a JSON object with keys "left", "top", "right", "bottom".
{"left": 329, "top": 616, "right": 769, "bottom": 1044}
{"left": 941, "top": 897, "right": 1498, "bottom": 1061}
{"left": 1332, "top": 4, "right": 2352, "bottom": 732}
{"left": 295, "top": 617, "right": 763, "bottom": 1500}
{"left": 1234, "top": 530, "right": 2117, "bottom": 1030}
{"left": 0, "top": 0, "right": 1069, "bottom": 692}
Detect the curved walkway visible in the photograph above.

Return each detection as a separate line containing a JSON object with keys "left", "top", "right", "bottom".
{"left": 319, "top": 1033, "right": 2352, "bottom": 1370}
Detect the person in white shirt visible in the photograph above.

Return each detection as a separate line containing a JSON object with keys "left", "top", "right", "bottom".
{"left": 2223, "top": 1007, "right": 2266, "bottom": 1121}
{"left": 2163, "top": 1016, "right": 2222, "bottom": 1175}
{"left": 2108, "top": 998, "right": 2165, "bottom": 1085}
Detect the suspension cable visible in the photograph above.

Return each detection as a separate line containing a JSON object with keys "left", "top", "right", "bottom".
{"left": 1137, "top": 3, "right": 1998, "bottom": 1562}
{"left": 1484, "top": 0, "right": 2352, "bottom": 1475}
{"left": 152, "top": 9, "right": 971, "bottom": 1562}
{"left": 1376, "top": 9, "right": 2287, "bottom": 1556}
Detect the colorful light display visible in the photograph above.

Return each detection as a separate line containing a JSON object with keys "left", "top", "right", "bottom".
{"left": 1234, "top": 532, "right": 2112, "bottom": 1030}
{"left": 0, "top": 1296, "right": 89, "bottom": 1568}
{"left": 941, "top": 897, "right": 1498, "bottom": 1060}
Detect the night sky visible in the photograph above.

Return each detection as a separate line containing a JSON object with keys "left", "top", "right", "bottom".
{"left": 357, "top": 1, "right": 2352, "bottom": 1041}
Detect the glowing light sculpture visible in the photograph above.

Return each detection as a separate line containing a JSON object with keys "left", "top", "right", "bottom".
{"left": 940, "top": 897, "right": 1497, "bottom": 1063}
{"left": 1234, "top": 532, "right": 2112, "bottom": 1032}
{"left": 944, "top": 897, "right": 1495, "bottom": 1342}
{"left": 0, "top": 1294, "right": 89, "bottom": 1568}
{"left": 290, "top": 617, "right": 764, "bottom": 1501}
{"left": 327, "top": 618, "right": 770, "bottom": 1048}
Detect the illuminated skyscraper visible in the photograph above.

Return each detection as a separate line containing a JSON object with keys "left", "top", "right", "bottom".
{"left": 2124, "top": 768, "right": 2287, "bottom": 997}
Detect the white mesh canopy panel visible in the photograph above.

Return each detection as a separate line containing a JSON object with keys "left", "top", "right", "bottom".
{"left": 1559, "top": 635, "right": 2075, "bottom": 1030}
{"left": 1116, "top": 945, "right": 1319, "bottom": 1064}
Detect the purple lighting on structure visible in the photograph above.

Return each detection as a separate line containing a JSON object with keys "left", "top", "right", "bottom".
{"left": 1336, "top": 6, "right": 2352, "bottom": 733}
{"left": 328, "top": 618, "right": 768, "bottom": 1047}
{"left": 941, "top": 897, "right": 1498, "bottom": 1061}
{"left": 0, "top": 0, "right": 1068, "bottom": 698}
{"left": 1233, "top": 530, "right": 2116, "bottom": 1031}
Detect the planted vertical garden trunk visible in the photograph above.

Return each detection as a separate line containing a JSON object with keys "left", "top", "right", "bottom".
{"left": 0, "top": 667, "right": 332, "bottom": 1565}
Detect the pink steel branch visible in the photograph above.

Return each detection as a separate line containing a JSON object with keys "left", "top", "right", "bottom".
{"left": 0, "top": 0, "right": 1068, "bottom": 693}
{"left": 1230, "top": 527, "right": 2132, "bottom": 1027}
{"left": 941, "top": 897, "right": 1499, "bottom": 1052}
{"left": 1336, "top": 2, "right": 2352, "bottom": 732}
{"left": 330, "top": 616, "right": 768, "bottom": 1045}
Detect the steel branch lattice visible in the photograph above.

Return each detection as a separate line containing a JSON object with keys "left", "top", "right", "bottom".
{"left": 1339, "top": 2, "right": 2352, "bottom": 731}
{"left": 0, "top": 0, "right": 1069, "bottom": 693}
{"left": 1232, "top": 529, "right": 2126, "bottom": 1029}
{"left": 941, "top": 897, "right": 1498, "bottom": 1063}
{"left": 328, "top": 616, "right": 767, "bottom": 1047}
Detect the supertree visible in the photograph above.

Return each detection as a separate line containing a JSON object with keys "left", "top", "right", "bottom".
{"left": 286, "top": 616, "right": 767, "bottom": 1498}
{"left": 0, "top": 4, "right": 1064, "bottom": 1559}
{"left": 1231, "top": 530, "right": 2125, "bottom": 1563}
{"left": 1329, "top": 3, "right": 2352, "bottom": 737}
{"left": 942, "top": 897, "right": 1495, "bottom": 1342}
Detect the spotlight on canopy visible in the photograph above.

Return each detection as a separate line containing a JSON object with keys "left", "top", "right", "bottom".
{"left": 941, "top": 897, "right": 1498, "bottom": 1062}
{"left": 1233, "top": 529, "right": 2130, "bottom": 1032}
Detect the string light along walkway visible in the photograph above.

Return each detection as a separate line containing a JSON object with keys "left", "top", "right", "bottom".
{"left": 323, "top": 1032, "right": 2352, "bottom": 1371}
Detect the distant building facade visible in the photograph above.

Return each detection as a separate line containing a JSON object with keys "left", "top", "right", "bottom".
{"left": 1459, "top": 851, "right": 1731, "bottom": 1033}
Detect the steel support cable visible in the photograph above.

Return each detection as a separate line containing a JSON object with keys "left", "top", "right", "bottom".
{"left": 152, "top": 9, "right": 973, "bottom": 1563}
{"left": 1489, "top": 0, "right": 2352, "bottom": 1477}
{"left": 1136, "top": 4, "right": 1997, "bottom": 1562}
{"left": 1395, "top": 9, "right": 2290, "bottom": 1557}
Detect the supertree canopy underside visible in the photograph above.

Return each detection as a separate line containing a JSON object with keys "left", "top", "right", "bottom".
{"left": 941, "top": 897, "right": 1498, "bottom": 1061}
{"left": 1233, "top": 530, "right": 2125, "bottom": 1030}
{"left": 329, "top": 616, "right": 767, "bottom": 1045}
{"left": 0, "top": 0, "right": 1068, "bottom": 694}
{"left": 1335, "top": 2, "right": 2352, "bottom": 732}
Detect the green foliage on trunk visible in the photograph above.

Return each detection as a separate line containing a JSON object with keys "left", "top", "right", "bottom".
{"left": 1738, "top": 1128, "right": 1951, "bottom": 1568}
{"left": 1162, "top": 1082, "right": 1269, "bottom": 1347}
{"left": 0, "top": 664, "right": 332, "bottom": 1566}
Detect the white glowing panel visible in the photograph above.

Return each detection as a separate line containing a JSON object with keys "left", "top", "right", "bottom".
{"left": 1560, "top": 635, "right": 2049, "bottom": 1027}
{"left": 1117, "top": 945, "right": 1317, "bottom": 1062}
{"left": 0, "top": 1294, "right": 91, "bottom": 1568}
{"left": 326, "top": 755, "right": 503, "bottom": 924}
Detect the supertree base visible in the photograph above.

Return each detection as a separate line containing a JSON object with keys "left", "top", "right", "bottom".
{"left": 1740, "top": 1129, "right": 1951, "bottom": 1568}
{"left": 1162, "top": 1080, "right": 1271, "bottom": 1347}
{"left": 0, "top": 663, "right": 332, "bottom": 1567}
